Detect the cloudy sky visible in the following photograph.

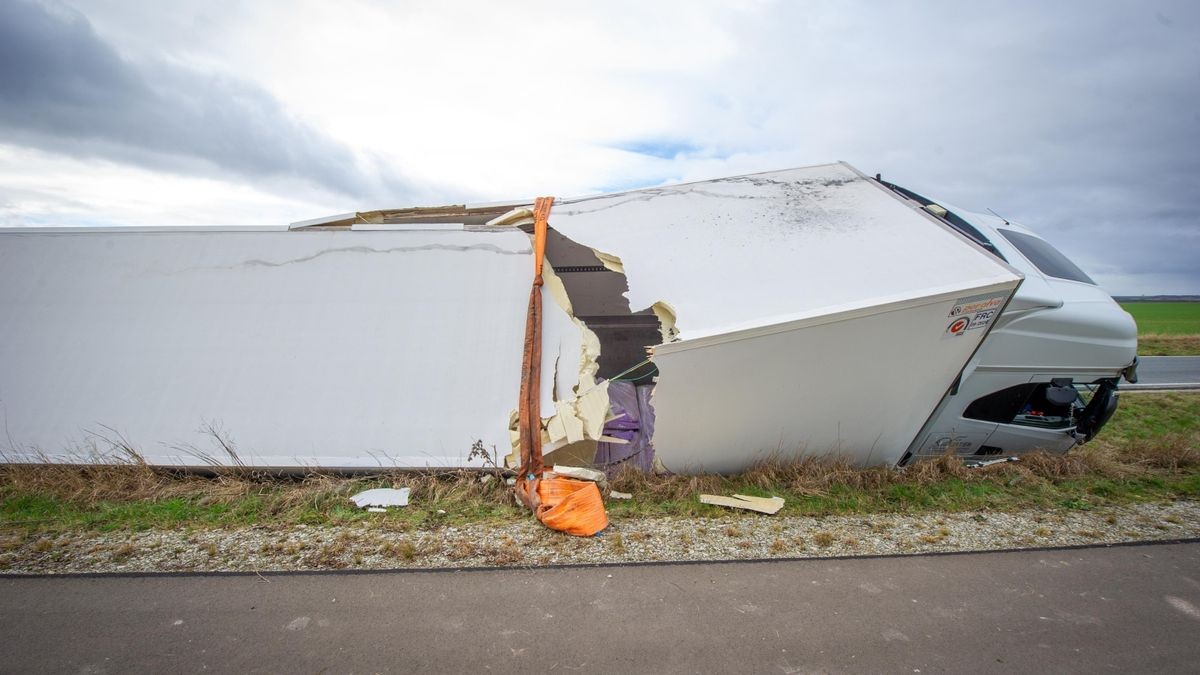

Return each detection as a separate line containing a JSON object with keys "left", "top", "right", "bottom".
{"left": 1, "top": 0, "right": 1196, "bottom": 294}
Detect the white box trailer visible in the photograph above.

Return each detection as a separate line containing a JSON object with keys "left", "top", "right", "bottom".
{"left": 3, "top": 162, "right": 1121, "bottom": 474}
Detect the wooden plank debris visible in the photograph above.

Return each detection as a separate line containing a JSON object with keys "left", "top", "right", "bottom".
{"left": 699, "top": 494, "right": 785, "bottom": 515}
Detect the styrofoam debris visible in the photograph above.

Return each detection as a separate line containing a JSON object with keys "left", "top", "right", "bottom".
{"left": 552, "top": 464, "right": 606, "bottom": 483}
{"left": 609, "top": 491, "right": 633, "bottom": 500}
{"left": 350, "top": 487, "right": 410, "bottom": 509}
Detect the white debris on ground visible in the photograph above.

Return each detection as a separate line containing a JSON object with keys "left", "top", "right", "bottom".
{"left": 349, "top": 488, "right": 410, "bottom": 509}
{"left": 2, "top": 501, "right": 1198, "bottom": 574}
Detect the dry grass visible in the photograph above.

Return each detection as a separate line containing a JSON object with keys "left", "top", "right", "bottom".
{"left": 446, "top": 539, "right": 478, "bottom": 560}
{"left": 1107, "top": 433, "right": 1198, "bottom": 471}
{"left": 0, "top": 462, "right": 515, "bottom": 512}
{"left": 608, "top": 532, "right": 626, "bottom": 554}
{"left": 1136, "top": 333, "right": 1200, "bottom": 356}
{"left": 487, "top": 536, "right": 524, "bottom": 565}
{"left": 1, "top": 394, "right": 1195, "bottom": 531}
{"left": 378, "top": 539, "right": 418, "bottom": 561}
{"left": 0, "top": 462, "right": 229, "bottom": 505}
{"left": 812, "top": 531, "right": 835, "bottom": 547}
{"left": 607, "top": 443, "right": 1176, "bottom": 503}
{"left": 2, "top": 439, "right": 1193, "bottom": 529}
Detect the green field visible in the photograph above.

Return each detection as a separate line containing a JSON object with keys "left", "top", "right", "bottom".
{"left": 1120, "top": 302, "right": 1200, "bottom": 355}
{"left": 1120, "top": 302, "right": 1200, "bottom": 335}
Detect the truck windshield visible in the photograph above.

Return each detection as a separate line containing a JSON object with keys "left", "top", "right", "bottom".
{"left": 878, "top": 180, "right": 1006, "bottom": 261}
{"left": 998, "top": 229, "right": 1095, "bottom": 284}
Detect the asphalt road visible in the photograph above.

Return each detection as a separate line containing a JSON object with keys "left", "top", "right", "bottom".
{"left": 1132, "top": 356, "right": 1200, "bottom": 388}
{"left": 3, "top": 542, "right": 1199, "bottom": 674}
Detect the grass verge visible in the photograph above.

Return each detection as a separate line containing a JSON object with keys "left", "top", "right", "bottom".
{"left": 1136, "top": 334, "right": 1200, "bottom": 356}
{"left": 1, "top": 393, "right": 1197, "bottom": 534}
{"left": 1120, "top": 301, "right": 1200, "bottom": 355}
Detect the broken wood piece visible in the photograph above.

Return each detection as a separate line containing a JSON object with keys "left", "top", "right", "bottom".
{"left": 608, "top": 490, "right": 632, "bottom": 500}
{"left": 699, "top": 494, "right": 785, "bottom": 515}
{"left": 552, "top": 464, "right": 606, "bottom": 483}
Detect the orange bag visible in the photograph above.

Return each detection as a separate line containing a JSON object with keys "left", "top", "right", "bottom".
{"left": 536, "top": 476, "right": 609, "bottom": 537}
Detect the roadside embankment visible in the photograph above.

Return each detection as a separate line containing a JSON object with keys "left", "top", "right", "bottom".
{"left": 2, "top": 393, "right": 1196, "bottom": 573}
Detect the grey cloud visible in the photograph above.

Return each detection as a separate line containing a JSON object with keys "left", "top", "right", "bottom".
{"left": 629, "top": 1, "right": 1200, "bottom": 294}
{"left": 0, "top": 0, "right": 403, "bottom": 200}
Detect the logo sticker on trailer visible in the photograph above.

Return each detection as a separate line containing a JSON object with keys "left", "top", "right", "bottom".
{"left": 946, "top": 317, "right": 971, "bottom": 336}
{"left": 943, "top": 292, "right": 1007, "bottom": 338}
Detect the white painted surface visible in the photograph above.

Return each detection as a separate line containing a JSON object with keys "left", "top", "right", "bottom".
{"left": 904, "top": 204, "right": 1137, "bottom": 460}
{"left": 0, "top": 162, "right": 1025, "bottom": 472}
{"left": 550, "top": 163, "right": 1019, "bottom": 340}
{"left": 0, "top": 229, "right": 544, "bottom": 468}
{"left": 288, "top": 213, "right": 356, "bottom": 229}
{"left": 548, "top": 163, "right": 1022, "bottom": 471}
{"left": 0, "top": 225, "right": 291, "bottom": 233}
{"left": 650, "top": 287, "right": 1015, "bottom": 472}
{"left": 351, "top": 223, "right": 464, "bottom": 231}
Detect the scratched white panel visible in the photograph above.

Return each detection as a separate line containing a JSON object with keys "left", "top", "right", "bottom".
{"left": 0, "top": 163, "right": 1026, "bottom": 472}
{"left": 550, "top": 162, "right": 1020, "bottom": 341}
{"left": 0, "top": 229, "right": 546, "bottom": 468}
{"left": 650, "top": 286, "right": 1016, "bottom": 472}
{"left": 548, "top": 162, "right": 1023, "bottom": 471}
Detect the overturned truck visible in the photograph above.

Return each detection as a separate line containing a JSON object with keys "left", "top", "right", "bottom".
{"left": 0, "top": 163, "right": 1138, "bottom": 473}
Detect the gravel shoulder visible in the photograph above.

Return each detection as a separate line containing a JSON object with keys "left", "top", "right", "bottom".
{"left": 3, "top": 500, "right": 1198, "bottom": 574}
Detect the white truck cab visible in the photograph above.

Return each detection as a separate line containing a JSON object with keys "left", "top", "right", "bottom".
{"left": 879, "top": 180, "right": 1140, "bottom": 465}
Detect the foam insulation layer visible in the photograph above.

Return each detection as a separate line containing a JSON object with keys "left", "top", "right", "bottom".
{"left": 501, "top": 235, "right": 610, "bottom": 469}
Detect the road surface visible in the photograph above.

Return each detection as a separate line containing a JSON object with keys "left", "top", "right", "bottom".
{"left": 3, "top": 541, "right": 1199, "bottom": 673}
{"left": 1130, "top": 356, "right": 1200, "bottom": 389}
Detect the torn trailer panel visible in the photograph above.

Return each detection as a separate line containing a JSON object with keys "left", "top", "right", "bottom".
{"left": 0, "top": 162, "right": 1022, "bottom": 473}
{"left": 0, "top": 228, "right": 606, "bottom": 469}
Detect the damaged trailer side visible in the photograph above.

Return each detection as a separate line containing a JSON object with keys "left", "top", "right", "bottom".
{"left": 0, "top": 162, "right": 1021, "bottom": 473}
{"left": 0, "top": 225, "right": 593, "bottom": 469}
{"left": 542, "top": 162, "right": 1023, "bottom": 472}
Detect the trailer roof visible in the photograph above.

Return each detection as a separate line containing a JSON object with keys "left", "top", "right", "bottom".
{"left": 548, "top": 161, "right": 1021, "bottom": 342}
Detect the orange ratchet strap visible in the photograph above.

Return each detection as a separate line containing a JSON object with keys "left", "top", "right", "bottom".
{"left": 514, "top": 196, "right": 553, "bottom": 513}
{"left": 513, "top": 196, "right": 609, "bottom": 537}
